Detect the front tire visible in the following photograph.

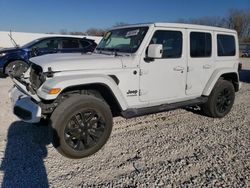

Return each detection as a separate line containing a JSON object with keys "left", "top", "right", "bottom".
{"left": 202, "top": 79, "right": 235, "bottom": 118}
{"left": 50, "top": 95, "right": 113, "bottom": 159}
{"left": 5, "top": 60, "right": 29, "bottom": 77}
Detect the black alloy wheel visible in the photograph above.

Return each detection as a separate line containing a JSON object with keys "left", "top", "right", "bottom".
{"left": 50, "top": 94, "right": 113, "bottom": 159}
{"left": 215, "top": 88, "right": 233, "bottom": 114}
{"left": 202, "top": 79, "right": 235, "bottom": 118}
{"left": 64, "top": 109, "right": 106, "bottom": 151}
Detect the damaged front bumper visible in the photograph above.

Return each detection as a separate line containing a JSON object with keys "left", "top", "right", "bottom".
{"left": 9, "top": 79, "right": 42, "bottom": 123}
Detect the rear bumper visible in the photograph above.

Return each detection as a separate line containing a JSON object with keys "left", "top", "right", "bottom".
{"left": 9, "top": 86, "right": 42, "bottom": 123}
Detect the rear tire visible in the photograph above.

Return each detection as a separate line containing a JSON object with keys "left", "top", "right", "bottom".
{"left": 202, "top": 79, "right": 235, "bottom": 118}
{"left": 5, "top": 60, "right": 29, "bottom": 77}
{"left": 50, "top": 95, "right": 113, "bottom": 159}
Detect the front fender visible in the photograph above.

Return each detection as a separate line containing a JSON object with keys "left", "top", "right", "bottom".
{"left": 37, "top": 74, "right": 128, "bottom": 110}
{"left": 2, "top": 52, "right": 29, "bottom": 68}
{"left": 202, "top": 68, "right": 239, "bottom": 96}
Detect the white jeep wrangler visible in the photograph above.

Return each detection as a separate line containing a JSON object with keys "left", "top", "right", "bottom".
{"left": 10, "top": 23, "right": 240, "bottom": 159}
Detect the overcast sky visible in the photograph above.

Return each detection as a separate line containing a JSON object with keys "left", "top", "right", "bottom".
{"left": 0, "top": 0, "right": 249, "bottom": 33}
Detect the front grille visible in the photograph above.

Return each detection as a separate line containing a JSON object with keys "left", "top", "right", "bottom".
{"left": 30, "top": 64, "right": 44, "bottom": 91}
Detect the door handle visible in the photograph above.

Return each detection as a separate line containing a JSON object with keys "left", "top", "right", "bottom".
{"left": 203, "top": 64, "right": 211, "bottom": 69}
{"left": 173, "top": 66, "right": 185, "bottom": 71}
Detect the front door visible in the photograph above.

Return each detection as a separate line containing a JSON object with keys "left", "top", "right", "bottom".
{"left": 30, "top": 38, "right": 59, "bottom": 57}
{"left": 139, "top": 29, "right": 187, "bottom": 102}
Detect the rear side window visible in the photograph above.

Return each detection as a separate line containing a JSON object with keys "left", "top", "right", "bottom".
{"left": 190, "top": 32, "right": 212, "bottom": 58}
{"left": 80, "top": 40, "right": 91, "bottom": 48}
{"left": 150, "top": 30, "right": 182, "bottom": 58}
{"left": 62, "top": 39, "right": 80, "bottom": 49}
{"left": 217, "top": 35, "right": 236, "bottom": 56}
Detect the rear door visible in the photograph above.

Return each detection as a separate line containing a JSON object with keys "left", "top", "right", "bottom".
{"left": 80, "top": 40, "right": 96, "bottom": 52}
{"left": 60, "top": 38, "right": 82, "bottom": 53}
{"left": 186, "top": 30, "right": 214, "bottom": 96}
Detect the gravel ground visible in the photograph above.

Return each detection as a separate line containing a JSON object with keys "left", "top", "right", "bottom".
{"left": 0, "top": 59, "right": 250, "bottom": 187}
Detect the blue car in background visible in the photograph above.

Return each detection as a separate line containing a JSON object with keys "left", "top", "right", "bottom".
{"left": 0, "top": 36, "right": 97, "bottom": 78}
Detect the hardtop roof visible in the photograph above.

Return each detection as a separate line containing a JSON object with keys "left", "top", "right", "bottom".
{"left": 113, "top": 22, "right": 237, "bottom": 34}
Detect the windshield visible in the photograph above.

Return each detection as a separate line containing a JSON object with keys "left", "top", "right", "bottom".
{"left": 96, "top": 27, "right": 149, "bottom": 53}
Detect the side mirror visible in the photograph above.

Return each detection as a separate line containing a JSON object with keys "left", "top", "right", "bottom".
{"left": 148, "top": 44, "right": 163, "bottom": 59}
{"left": 31, "top": 48, "right": 39, "bottom": 57}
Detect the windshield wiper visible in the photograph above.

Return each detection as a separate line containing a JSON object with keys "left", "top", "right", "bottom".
{"left": 96, "top": 47, "right": 122, "bottom": 56}
{"left": 107, "top": 48, "right": 120, "bottom": 56}
{"left": 96, "top": 47, "right": 104, "bottom": 51}
{"left": 95, "top": 47, "right": 106, "bottom": 54}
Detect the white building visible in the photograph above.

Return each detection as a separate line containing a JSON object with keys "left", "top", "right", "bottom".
{"left": 0, "top": 31, "right": 102, "bottom": 48}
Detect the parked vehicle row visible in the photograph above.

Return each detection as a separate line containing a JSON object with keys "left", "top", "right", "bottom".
{"left": 240, "top": 43, "right": 250, "bottom": 57}
{"left": 0, "top": 36, "right": 97, "bottom": 77}
{"left": 241, "top": 50, "right": 250, "bottom": 57}
{"left": 9, "top": 23, "right": 240, "bottom": 159}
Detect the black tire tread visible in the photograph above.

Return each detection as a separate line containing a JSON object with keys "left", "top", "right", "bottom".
{"left": 202, "top": 79, "right": 235, "bottom": 118}
{"left": 5, "top": 60, "right": 29, "bottom": 77}
{"left": 50, "top": 94, "right": 113, "bottom": 159}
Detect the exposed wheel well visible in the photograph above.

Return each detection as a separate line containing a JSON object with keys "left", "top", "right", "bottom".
{"left": 61, "top": 84, "right": 122, "bottom": 117}
{"left": 220, "top": 72, "right": 239, "bottom": 92}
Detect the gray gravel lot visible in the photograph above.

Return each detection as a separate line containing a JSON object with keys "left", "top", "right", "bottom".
{"left": 0, "top": 59, "right": 250, "bottom": 187}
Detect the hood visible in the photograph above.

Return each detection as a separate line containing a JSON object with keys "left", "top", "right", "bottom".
{"left": 0, "top": 47, "right": 24, "bottom": 54}
{"left": 29, "top": 53, "right": 123, "bottom": 72}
